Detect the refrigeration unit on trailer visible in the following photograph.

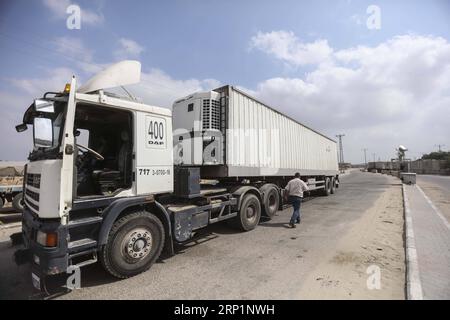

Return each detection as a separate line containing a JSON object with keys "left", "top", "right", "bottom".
{"left": 13, "top": 61, "right": 339, "bottom": 293}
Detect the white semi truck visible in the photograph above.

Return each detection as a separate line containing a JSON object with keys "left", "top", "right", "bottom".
{"left": 14, "top": 61, "right": 339, "bottom": 291}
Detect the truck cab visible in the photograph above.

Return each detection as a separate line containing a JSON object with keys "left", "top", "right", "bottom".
{"left": 16, "top": 61, "right": 177, "bottom": 289}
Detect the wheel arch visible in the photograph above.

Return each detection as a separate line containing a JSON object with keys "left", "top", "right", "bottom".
{"left": 98, "top": 197, "right": 174, "bottom": 256}
{"left": 232, "top": 186, "right": 263, "bottom": 210}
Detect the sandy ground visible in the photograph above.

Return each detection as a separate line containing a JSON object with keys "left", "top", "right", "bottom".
{"left": 296, "top": 184, "right": 405, "bottom": 299}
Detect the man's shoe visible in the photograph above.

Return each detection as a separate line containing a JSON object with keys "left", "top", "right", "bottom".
{"left": 296, "top": 219, "right": 301, "bottom": 224}
{"left": 289, "top": 223, "right": 296, "bottom": 228}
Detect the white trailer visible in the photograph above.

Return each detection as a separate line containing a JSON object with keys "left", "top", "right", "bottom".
{"left": 173, "top": 85, "right": 338, "bottom": 177}
{"left": 13, "top": 61, "right": 339, "bottom": 293}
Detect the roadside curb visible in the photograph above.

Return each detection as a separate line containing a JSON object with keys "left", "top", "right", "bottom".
{"left": 402, "top": 184, "right": 424, "bottom": 300}
{"left": 0, "top": 222, "right": 22, "bottom": 230}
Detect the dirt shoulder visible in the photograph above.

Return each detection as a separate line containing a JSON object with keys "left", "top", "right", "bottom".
{"left": 296, "top": 183, "right": 405, "bottom": 299}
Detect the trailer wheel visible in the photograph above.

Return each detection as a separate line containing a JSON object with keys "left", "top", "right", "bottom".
{"left": 330, "top": 178, "right": 336, "bottom": 194}
{"left": 322, "top": 178, "right": 331, "bottom": 196}
{"left": 263, "top": 187, "right": 279, "bottom": 219}
{"left": 234, "top": 193, "right": 261, "bottom": 231}
{"left": 100, "top": 211, "right": 165, "bottom": 279}
{"left": 12, "top": 193, "right": 24, "bottom": 212}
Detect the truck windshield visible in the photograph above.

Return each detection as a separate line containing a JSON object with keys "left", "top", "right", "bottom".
{"left": 28, "top": 100, "right": 67, "bottom": 160}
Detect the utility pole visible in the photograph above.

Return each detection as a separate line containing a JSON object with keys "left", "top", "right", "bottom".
{"left": 435, "top": 144, "right": 445, "bottom": 152}
{"left": 336, "top": 134, "right": 345, "bottom": 165}
{"left": 372, "top": 153, "right": 376, "bottom": 163}
{"left": 362, "top": 148, "right": 368, "bottom": 168}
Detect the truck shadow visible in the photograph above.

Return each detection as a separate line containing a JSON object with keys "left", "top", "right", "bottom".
{"left": 259, "top": 222, "right": 293, "bottom": 229}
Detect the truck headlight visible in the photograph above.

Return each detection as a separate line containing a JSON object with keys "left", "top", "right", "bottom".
{"left": 36, "top": 231, "right": 58, "bottom": 247}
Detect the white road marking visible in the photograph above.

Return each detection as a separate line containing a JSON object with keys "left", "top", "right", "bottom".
{"left": 403, "top": 185, "right": 424, "bottom": 300}
{"left": 416, "top": 185, "right": 450, "bottom": 231}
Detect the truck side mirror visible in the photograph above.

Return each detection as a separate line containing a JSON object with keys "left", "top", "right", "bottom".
{"left": 15, "top": 123, "right": 28, "bottom": 133}
{"left": 33, "top": 118, "right": 53, "bottom": 148}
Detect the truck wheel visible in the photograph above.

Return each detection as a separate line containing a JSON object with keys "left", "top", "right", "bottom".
{"left": 235, "top": 193, "right": 261, "bottom": 231}
{"left": 322, "top": 178, "right": 331, "bottom": 196}
{"left": 0, "top": 197, "right": 3, "bottom": 209}
{"left": 12, "top": 193, "right": 24, "bottom": 212}
{"left": 330, "top": 178, "right": 336, "bottom": 194}
{"left": 100, "top": 211, "right": 165, "bottom": 279}
{"left": 263, "top": 187, "right": 279, "bottom": 219}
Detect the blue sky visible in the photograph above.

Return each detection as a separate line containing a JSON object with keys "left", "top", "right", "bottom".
{"left": 1, "top": 0, "right": 449, "bottom": 162}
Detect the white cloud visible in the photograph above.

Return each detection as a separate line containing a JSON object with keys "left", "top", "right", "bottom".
{"left": 249, "top": 33, "right": 450, "bottom": 162}
{"left": 119, "top": 68, "right": 220, "bottom": 107}
{"left": 250, "top": 30, "right": 333, "bottom": 66}
{"left": 9, "top": 68, "right": 75, "bottom": 96}
{"left": 114, "top": 38, "right": 145, "bottom": 60}
{"left": 54, "top": 37, "right": 94, "bottom": 63}
{"left": 43, "top": 0, "right": 104, "bottom": 25}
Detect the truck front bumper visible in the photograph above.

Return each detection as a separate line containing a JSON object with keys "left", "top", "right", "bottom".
{"left": 21, "top": 208, "right": 69, "bottom": 276}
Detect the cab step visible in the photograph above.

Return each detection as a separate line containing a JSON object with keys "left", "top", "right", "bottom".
{"left": 68, "top": 238, "right": 97, "bottom": 253}
{"left": 68, "top": 216, "right": 103, "bottom": 228}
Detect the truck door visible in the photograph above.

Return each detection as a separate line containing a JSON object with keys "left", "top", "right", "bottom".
{"left": 59, "top": 77, "right": 77, "bottom": 222}
{"left": 135, "top": 111, "right": 174, "bottom": 195}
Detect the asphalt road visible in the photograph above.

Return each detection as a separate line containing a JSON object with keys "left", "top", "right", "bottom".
{"left": 416, "top": 174, "right": 450, "bottom": 223}
{"left": 0, "top": 171, "right": 399, "bottom": 300}
{"left": 417, "top": 174, "right": 450, "bottom": 192}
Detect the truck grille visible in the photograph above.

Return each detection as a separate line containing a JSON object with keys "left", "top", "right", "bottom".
{"left": 202, "top": 99, "right": 221, "bottom": 130}
{"left": 26, "top": 173, "right": 41, "bottom": 189}
{"left": 25, "top": 189, "right": 40, "bottom": 202}
{"left": 26, "top": 199, "right": 39, "bottom": 212}
{"left": 25, "top": 173, "right": 40, "bottom": 213}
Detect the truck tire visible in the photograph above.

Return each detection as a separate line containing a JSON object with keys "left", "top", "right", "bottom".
{"left": 322, "top": 177, "right": 331, "bottom": 196}
{"left": 0, "top": 197, "right": 3, "bottom": 209}
{"left": 263, "top": 187, "right": 279, "bottom": 219}
{"left": 100, "top": 211, "right": 165, "bottom": 279}
{"left": 330, "top": 177, "right": 336, "bottom": 194}
{"left": 12, "top": 193, "right": 24, "bottom": 212}
{"left": 234, "top": 193, "right": 261, "bottom": 231}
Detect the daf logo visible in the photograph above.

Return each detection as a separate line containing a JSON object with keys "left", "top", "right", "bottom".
{"left": 34, "top": 176, "right": 40, "bottom": 185}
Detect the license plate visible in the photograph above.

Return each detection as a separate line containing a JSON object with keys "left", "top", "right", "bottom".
{"left": 31, "top": 273, "right": 41, "bottom": 290}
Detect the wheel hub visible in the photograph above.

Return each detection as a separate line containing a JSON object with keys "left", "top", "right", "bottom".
{"left": 268, "top": 194, "right": 277, "bottom": 210}
{"left": 124, "top": 228, "right": 152, "bottom": 260}
{"left": 246, "top": 206, "right": 255, "bottom": 218}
